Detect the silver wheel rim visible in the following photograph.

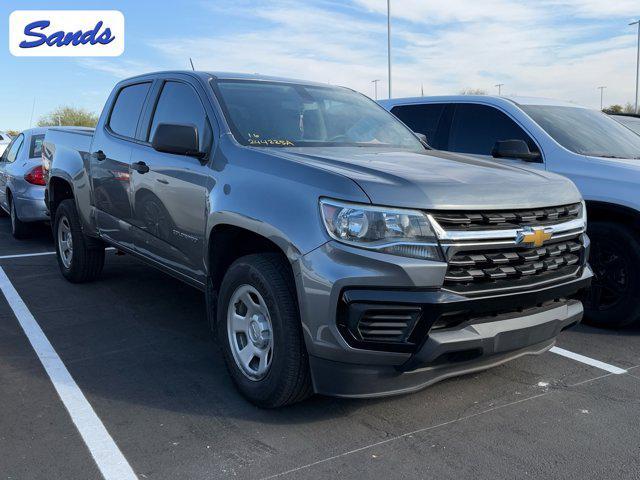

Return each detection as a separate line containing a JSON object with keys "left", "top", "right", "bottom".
{"left": 57, "top": 216, "right": 73, "bottom": 269}
{"left": 227, "top": 285, "right": 274, "bottom": 381}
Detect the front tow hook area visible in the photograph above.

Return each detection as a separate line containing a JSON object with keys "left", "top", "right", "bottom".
{"left": 399, "top": 299, "right": 583, "bottom": 372}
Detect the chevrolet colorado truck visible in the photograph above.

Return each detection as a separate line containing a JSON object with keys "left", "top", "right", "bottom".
{"left": 43, "top": 72, "right": 592, "bottom": 407}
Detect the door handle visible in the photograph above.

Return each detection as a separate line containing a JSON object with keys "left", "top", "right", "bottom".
{"left": 131, "top": 161, "right": 150, "bottom": 174}
{"left": 94, "top": 150, "right": 106, "bottom": 161}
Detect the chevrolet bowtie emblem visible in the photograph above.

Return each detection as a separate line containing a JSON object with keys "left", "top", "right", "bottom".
{"left": 517, "top": 227, "right": 553, "bottom": 248}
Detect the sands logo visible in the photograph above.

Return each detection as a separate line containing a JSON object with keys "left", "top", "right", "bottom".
{"left": 9, "top": 10, "right": 124, "bottom": 57}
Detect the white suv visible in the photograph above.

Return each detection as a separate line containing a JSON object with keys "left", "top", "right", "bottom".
{"left": 381, "top": 96, "right": 640, "bottom": 328}
{"left": 0, "top": 131, "right": 12, "bottom": 156}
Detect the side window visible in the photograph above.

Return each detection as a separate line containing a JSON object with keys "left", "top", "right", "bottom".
{"left": 109, "top": 82, "right": 151, "bottom": 138}
{"left": 29, "top": 134, "right": 45, "bottom": 159}
{"left": 448, "top": 104, "right": 538, "bottom": 155}
{"left": 391, "top": 104, "right": 446, "bottom": 147}
{"left": 5, "top": 134, "right": 24, "bottom": 163}
{"left": 148, "top": 81, "right": 210, "bottom": 151}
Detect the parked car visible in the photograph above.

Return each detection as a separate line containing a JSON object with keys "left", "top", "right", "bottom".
{"left": 0, "top": 131, "right": 12, "bottom": 156}
{"left": 0, "top": 127, "right": 49, "bottom": 238}
{"left": 44, "top": 72, "right": 591, "bottom": 407}
{"left": 381, "top": 96, "right": 640, "bottom": 328}
{"left": 610, "top": 113, "right": 640, "bottom": 135}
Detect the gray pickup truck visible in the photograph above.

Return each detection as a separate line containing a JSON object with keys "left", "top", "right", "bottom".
{"left": 43, "top": 71, "right": 592, "bottom": 407}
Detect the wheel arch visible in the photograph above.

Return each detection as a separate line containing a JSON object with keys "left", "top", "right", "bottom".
{"left": 586, "top": 200, "right": 640, "bottom": 234}
{"left": 206, "top": 223, "right": 295, "bottom": 295}
{"left": 48, "top": 176, "right": 75, "bottom": 217}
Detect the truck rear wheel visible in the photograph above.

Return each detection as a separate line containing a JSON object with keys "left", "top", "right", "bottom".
{"left": 583, "top": 221, "right": 640, "bottom": 328}
{"left": 54, "top": 199, "right": 105, "bottom": 283}
{"left": 217, "top": 253, "right": 312, "bottom": 408}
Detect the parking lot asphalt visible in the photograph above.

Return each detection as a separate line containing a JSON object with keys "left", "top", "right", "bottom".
{"left": 0, "top": 216, "right": 639, "bottom": 480}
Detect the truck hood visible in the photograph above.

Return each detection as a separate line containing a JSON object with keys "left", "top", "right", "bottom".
{"left": 269, "top": 147, "right": 582, "bottom": 210}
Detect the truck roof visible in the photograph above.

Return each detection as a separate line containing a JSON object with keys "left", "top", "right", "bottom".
{"left": 122, "top": 70, "right": 335, "bottom": 88}
{"left": 379, "top": 95, "right": 589, "bottom": 109}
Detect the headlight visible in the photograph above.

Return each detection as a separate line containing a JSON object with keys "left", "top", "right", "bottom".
{"left": 320, "top": 199, "right": 443, "bottom": 260}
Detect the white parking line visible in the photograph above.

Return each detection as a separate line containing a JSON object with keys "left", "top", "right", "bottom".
{"left": 0, "top": 251, "right": 55, "bottom": 259}
{"left": 0, "top": 267, "right": 137, "bottom": 480}
{"left": 0, "top": 248, "right": 116, "bottom": 260}
{"left": 550, "top": 346, "right": 627, "bottom": 374}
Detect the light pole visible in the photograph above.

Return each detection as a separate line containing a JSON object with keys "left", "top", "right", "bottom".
{"left": 371, "top": 79, "right": 380, "bottom": 100}
{"left": 387, "top": 0, "right": 392, "bottom": 99}
{"left": 597, "top": 86, "right": 606, "bottom": 111}
{"left": 495, "top": 83, "right": 504, "bottom": 95}
{"left": 631, "top": 20, "right": 640, "bottom": 113}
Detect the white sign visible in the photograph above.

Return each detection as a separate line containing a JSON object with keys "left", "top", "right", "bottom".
{"left": 9, "top": 10, "right": 124, "bottom": 57}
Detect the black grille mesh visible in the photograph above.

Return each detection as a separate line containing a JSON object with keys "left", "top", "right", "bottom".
{"left": 445, "top": 239, "right": 583, "bottom": 290}
{"left": 432, "top": 203, "right": 581, "bottom": 230}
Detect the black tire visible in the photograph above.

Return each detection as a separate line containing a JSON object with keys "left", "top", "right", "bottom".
{"left": 583, "top": 220, "right": 640, "bottom": 328}
{"left": 9, "top": 195, "right": 31, "bottom": 239}
{"left": 216, "top": 253, "right": 312, "bottom": 408}
{"left": 54, "top": 199, "right": 105, "bottom": 283}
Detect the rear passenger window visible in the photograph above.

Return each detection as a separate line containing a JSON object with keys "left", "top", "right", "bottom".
{"left": 391, "top": 104, "right": 445, "bottom": 147}
{"left": 109, "top": 82, "right": 151, "bottom": 138}
{"left": 448, "top": 104, "right": 538, "bottom": 155}
{"left": 149, "top": 81, "right": 210, "bottom": 151}
{"left": 29, "top": 134, "right": 45, "bottom": 159}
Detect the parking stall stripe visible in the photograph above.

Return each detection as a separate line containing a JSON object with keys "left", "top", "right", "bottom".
{"left": 0, "top": 267, "right": 138, "bottom": 480}
{"left": 0, "top": 251, "right": 56, "bottom": 259}
{"left": 0, "top": 248, "right": 117, "bottom": 261}
{"left": 550, "top": 346, "right": 627, "bottom": 374}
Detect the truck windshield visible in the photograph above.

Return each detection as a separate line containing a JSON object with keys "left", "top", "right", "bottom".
{"left": 521, "top": 105, "right": 640, "bottom": 159}
{"left": 212, "top": 79, "right": 423, "bottom": 149}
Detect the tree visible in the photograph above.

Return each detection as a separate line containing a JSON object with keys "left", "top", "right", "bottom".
{"left": 38, "top": 106, "right": 98, "bottom": 127}
{"left": 459, "top": 88, "right": 487, "bottom": 95}
{"left": 603, "top": 104, "right": 623, "bottom": 114}
{"left": 6, "top": 130, "right": 19, "bottom": 137}
{"left": 623, "top": 102, "right": 636, "bottom": 114}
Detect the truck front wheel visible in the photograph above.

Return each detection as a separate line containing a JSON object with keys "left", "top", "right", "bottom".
{"left": 584, "top": 220, "right": 640, "bottom": 328}
{"left": 54, "top": 199, "right": 105, "bottom": 283}
{"left": 217, "top": 253, "right": 312, "bottom": 408}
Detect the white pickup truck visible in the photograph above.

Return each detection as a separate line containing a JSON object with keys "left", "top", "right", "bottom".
{"left": 381, "top": 96, "right": 640, "bottom": 328}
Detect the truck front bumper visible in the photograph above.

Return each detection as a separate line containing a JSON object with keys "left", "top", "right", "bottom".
{"left": 296, "top": 241, "right": 591, "bottom": 398}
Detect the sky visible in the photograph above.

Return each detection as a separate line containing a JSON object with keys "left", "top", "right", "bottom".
{"left": 1, "top": 0, "right": 639, "bottom": 131}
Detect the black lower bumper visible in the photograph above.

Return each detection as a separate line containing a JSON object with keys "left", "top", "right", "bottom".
{"left": 311, "top": 268, "right": 592, "bottom": 398}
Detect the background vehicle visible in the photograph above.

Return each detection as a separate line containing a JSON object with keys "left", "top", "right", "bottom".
{"left": 0, "top": 131, "right": 12, "bottom": 156}
{"left": 610, "top": 113, "right": 640, "bottom": 135}
{"left": 44, "top": 72, "right": 591, "bottom": 407}
{"left": 381, "top": 96, "right": 640, "bottom": 328}
{"left": 0, "top": 127, "right": 49, "bottom": 238}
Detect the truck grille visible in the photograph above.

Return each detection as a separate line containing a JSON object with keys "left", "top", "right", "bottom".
{"left": 444, "top": 238, "right": 584, "bottom": 294}
{"left": 432, "top": 203, "right": 581, "bottom": 230}
{"left": 431, "top": 203, "right": 587, "bottom": 296}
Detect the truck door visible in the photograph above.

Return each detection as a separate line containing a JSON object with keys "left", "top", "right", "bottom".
{"left": 445, "top": 103, "right": 545, "bottom": 170}
{"left": 90, "top": 81, "right": 152, "bottom": 249}
{"left": 129, "top": 79, "right": 213, "bottom": 285}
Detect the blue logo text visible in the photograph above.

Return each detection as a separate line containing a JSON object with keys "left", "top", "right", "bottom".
{"left": 19, "top": 20, "right": 115, "bottom": 48}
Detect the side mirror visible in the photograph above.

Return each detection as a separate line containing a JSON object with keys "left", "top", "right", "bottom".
{"left": 492, "top": 139, "right": 541, "bottom": 162}
{"left": 152, "top": 123, "right": 205, "bottom": 158}
{"left": 413, "top": 131, "right": 431, "bottom": 148}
